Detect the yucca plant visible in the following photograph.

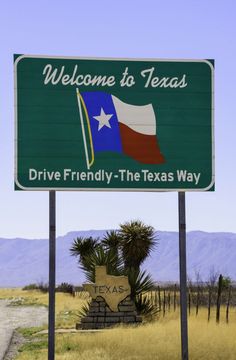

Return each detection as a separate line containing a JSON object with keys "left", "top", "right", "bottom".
{"left": 135, "top": 293, "right": 159, "bottom": 319}
{"left": 127, "top": 268, "right": 155, "bottom": 299}
{"left": 70, "top": 220, "right": 158, "bottom": 317}
{"left": 126, "top": 268, "right": 158, "bottom": 317}
{"left": 81, "top": 245, "right": 124, "bottom": 283}
{"left": 101, "top": 230, "right": 121, "bottom": 269}
{"left": 119, "top": 220, "right": 156, "bottom": 272}
{"left": 70, "top": 236, "right": 99, "bottom": 268}
{"left": 75, "top": 299, "right": 91, "bottom": 320}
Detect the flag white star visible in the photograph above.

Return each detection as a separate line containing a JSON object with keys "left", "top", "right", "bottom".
{"left": 93, "top": 108, "right": 113, "bottom": 131}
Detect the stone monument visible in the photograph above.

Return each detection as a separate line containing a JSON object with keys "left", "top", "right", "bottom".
{"left": 78, "top": 266, "right": 142, "bottom": 329}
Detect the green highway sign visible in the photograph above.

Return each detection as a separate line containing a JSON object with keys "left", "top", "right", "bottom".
{"left": 14, "top": 55, "right": 214, "bottom": 191}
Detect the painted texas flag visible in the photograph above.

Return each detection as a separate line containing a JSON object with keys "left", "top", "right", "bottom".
{"left": 77, "top": 89, "right": 165, "bottom": 169}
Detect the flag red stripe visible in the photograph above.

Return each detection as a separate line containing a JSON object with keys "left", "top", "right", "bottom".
{"left": 119, "top": 123, "right": 165, "bottom": 164}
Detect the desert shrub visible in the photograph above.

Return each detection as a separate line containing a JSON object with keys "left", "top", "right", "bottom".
{"left": 22, "top": 282, "right": 48, "bottom": 292}
{"left": 56, "top": 282, "right": 74, "bottom": 294}
{"left": 22, "top": 283, "right": 39, "bottom": 291}
{"left": 37, "top": 281, "right": 49, "bottom": 293}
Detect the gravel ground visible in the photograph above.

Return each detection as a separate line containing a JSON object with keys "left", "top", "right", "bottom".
{"left": 0, "top": 300, "right": 48, "bottom": 360}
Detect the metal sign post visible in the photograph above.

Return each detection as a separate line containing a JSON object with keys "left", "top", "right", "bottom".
{"left": 48, "top": 191, "right": 56, "bottom": 360}
{"left": 178, "top": 192, "right": 189, "bottom": 360}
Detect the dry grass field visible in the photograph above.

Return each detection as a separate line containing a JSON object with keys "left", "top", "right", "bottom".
{"left": 1, "top": 289, "right": 236, "bottom": 359}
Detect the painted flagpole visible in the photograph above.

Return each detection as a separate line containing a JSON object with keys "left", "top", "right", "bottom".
{"left": 178, "top": 192, "right": 189, "bottom": 360}
{"left": 76, "top": 88, "right": 90, "bottom": 170}
{"left": 48, "top": 191, "right": 56, "bottom": 360}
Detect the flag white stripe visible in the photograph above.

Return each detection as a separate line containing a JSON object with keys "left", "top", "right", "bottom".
{"left": 112, "top": 95, "right": 156, "bottom": 135}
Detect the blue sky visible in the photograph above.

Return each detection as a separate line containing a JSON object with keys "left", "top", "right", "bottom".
{"left": 0, "top": 0, "right": 235, "bottom": 238}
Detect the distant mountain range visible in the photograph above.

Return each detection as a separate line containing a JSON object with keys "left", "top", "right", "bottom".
{"left": 0, "top": 230, "right": 235, "bottom": 287}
